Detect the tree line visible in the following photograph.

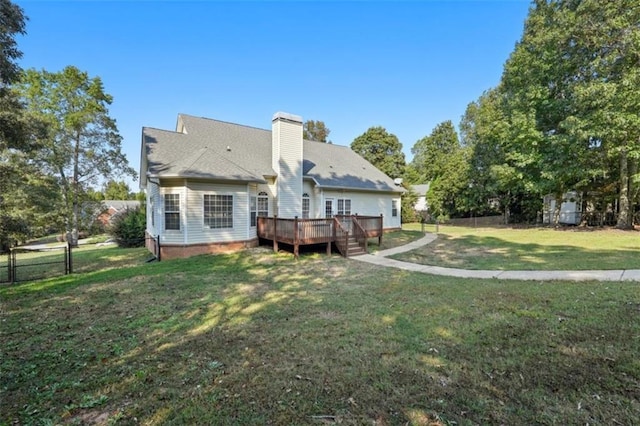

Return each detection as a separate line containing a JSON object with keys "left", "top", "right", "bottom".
{"left": 347, "top": 0, "right": 640, "bottom": 229}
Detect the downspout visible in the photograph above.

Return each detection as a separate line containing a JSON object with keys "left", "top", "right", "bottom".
{"left": 183, "top": 179, "right": 188, "bottom": 246}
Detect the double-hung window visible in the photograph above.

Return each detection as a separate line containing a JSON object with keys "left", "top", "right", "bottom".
{"left": 204, "top": 194, "right": 233, "bottom": 229}
{"left": 392, "top": 199, "right": 398, "bottom": 217}
{"left": 337, "top": 198, "right": 351, "bottom": 216}
{"left": 164, "top": 194, "right": 180, "bottom": 230}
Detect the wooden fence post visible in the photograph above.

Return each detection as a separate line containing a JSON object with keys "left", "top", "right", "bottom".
{"left": 293, "top": 216, "right": 299, "bottom": 259}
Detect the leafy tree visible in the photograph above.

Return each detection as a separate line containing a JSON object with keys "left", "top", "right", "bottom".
{"left": 103, "top": 180, "right": 133, "bottom": 200}
{"left": 351, "top": 126, "right": 405, "bottom": 179}
{"left": 16, "top": 66, "right": 136, "bottom": 245}
{"left": 303, "top": 120, "right": 331, "bottom": 143}
{"left": 400, "top": 185, "right": 419, "bottom": 223}
{"left": 410, "top": 121, "right": 475, "bottom": 219}
{"left": 459, "top": 87, "right": 535, "bottom": 222}
{"left": 411, "top": 121, "right": 460, "bottom": 182}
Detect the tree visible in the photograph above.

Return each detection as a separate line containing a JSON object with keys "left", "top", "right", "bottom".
{"left": 459, "top": 88, "right": 536, "bottom": 222}
{"left": 411, "top": 121, "right": 460, "bottom": 182}
{"left": 103, "top": 180, "right": 133, "bottom": 200}
{"left": 303, "top": 120, "right": 331, "bottom": 143}
{"left": 351, "top": 126, "right": 405, "bottom": 179}
{"left": 410, "top": 121, "right": 474, "bottom": 219}
{"left": 17, "top": 66, "right": 136, "bottom": 245}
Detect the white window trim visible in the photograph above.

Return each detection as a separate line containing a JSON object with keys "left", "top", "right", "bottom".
{"left": 257, "top": 191, "right": 269, "bottom": 218}
{"left": 163, "top": 192, "right": 181, "bottom": 232}
{"left": 203, "top": 192, "right": 234, "bottom": 230}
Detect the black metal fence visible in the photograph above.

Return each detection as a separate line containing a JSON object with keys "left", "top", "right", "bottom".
{"left": 0, "top": 243, "right": 72, "bottom": 284}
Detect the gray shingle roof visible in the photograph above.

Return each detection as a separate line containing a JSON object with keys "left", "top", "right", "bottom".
{"left": 411, "top": 184, "right": 430, "bottom": 195}
{"left": 142, "top": 114, "right": 402, "bottom": 193}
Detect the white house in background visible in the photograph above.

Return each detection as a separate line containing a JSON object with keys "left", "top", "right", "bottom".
{"left": 543, "top": 191, "right": 582, "bottom": 225}
{"left": 140, "top": 112, "right": 404, "bottom": 259}
{"left": 411, "top": 184, "right": 430, "bottom": 214}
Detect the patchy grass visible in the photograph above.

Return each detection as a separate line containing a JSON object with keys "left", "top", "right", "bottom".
{"left": 367, "top": 229, "right": 425, "bottom": 253}
{"left": 397, "top": 224, "right": 640, "bottom": 270}
{"left": 2, "top": 247, "right": 639, "bottom": 425}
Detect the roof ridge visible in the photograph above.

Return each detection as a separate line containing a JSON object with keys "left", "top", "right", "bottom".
{"left": 178, "top": 113, "right": 271, "bottom": 133}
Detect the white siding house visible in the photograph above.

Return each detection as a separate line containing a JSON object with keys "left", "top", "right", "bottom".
{"left": 141, "top": 112, "right": 404, "bottom": 259}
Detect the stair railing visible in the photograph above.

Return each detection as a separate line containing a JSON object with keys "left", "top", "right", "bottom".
{"left": 333, "top": 217, "right": 350, "bottom": 258}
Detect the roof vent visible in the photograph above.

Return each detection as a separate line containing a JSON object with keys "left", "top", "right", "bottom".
{"left": 226, "top": 146, "right": 231, "bottom": 151}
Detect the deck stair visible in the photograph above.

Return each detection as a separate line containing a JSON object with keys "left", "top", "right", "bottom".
{"left": 346, "top": 236, "right": 367, "bottom": 256}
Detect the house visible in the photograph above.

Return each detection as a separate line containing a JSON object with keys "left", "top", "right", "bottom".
{"left": 96, "top": 200, "right": 141, "bottom": 225}
{"left": 140, "top": 112, "right": 404, "bottom": 259}
{"left": 411, "top": 184, "right": 430, "bottom": 214}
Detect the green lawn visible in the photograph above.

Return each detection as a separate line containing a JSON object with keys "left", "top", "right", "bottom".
{"left": 397, "top": 224, "right": 640, "bottom": 270}
{"left": 2, "top": 245, "right": 639, "bottom": 425}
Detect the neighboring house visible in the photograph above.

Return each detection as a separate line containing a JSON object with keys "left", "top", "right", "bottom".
{"left": 542, "top": 191, "right": 582, "bottom": 225}
{"left": 97, "top": 200, "right": 141, "bottom": 225}
{"left": 140, "top": 112, "right": 404, "bottom": 259}
{"left": 412, "top": 184, "right": 430, "bottom": 214}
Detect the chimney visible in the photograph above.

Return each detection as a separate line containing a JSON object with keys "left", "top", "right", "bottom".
{"left": 272, "top": 112, "right": 303, "bottom": 218}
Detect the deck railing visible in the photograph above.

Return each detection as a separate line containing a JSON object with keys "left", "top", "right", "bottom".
{"left": 257, "top": 214, "right": 384, "bottom": 258}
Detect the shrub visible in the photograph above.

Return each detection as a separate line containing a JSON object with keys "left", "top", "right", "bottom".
{"left": 108, "top": 208, "right": 146, "bottom": 248}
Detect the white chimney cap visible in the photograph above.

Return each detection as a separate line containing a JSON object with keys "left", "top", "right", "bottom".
{"left": 272, "top": 111, "right": 303, "bottom": 123}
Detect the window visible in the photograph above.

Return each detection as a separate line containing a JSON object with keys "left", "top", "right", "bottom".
{"left": 204, "top": 194, "right": 233, "bottom": 229}
{"left": 250, "top": 196, "right": 257, "bottom": 227}
{"left": 257, "top": 192, "right": 269, "bottom": 217}
{"left": 325, "top": 199, "right": 333, "bottom": 218}
{"left": 337, "top": 198, "right": 351, "bottom": 216}
{"left": 164, "top": 194, "right": 180, "bottom": 230}
{"left": 392, "top": 199, "right": 398, "bottom": 217}
{"left": 302, "top": 193, "right": 310, "bottom": 219}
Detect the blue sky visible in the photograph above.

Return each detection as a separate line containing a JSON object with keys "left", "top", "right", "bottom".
{"left": 15, "top": 0, "right": 531, "bottom": 189}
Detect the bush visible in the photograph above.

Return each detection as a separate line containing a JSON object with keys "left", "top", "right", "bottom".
{"left": 108, "top": 208, "right": 146, "bottom": 248}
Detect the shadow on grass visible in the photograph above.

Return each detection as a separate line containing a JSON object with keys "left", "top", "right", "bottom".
{"left": 2, "top": 249, "right": 639, "bottom": 425}
{"left": 392, "top": 233, "right": 640, "bottom": 270}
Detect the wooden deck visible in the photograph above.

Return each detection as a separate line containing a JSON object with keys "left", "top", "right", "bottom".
{"left": 257, "top": 215, "right": 384, "bottom": 258}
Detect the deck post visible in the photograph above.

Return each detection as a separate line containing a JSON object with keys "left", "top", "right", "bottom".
{"left": 379, "top": 213, "right": 384, "bottom": 245}
{"left": 293, "top": 216, "right": 299, "bottom": 259}
{"left": 273, "top": 215, "right": 278, "bottom": 253}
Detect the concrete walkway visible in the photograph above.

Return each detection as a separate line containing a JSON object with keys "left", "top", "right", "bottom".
{"left": 354, "top": 233, "right": 640, "bottom": 282}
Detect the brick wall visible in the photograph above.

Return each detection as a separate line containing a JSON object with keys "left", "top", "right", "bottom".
{"left": 159, "top": 238, "right": 259, "bottom": 260}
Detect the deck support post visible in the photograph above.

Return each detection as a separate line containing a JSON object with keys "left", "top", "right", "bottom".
{"left": 293, "top": 216, "right": 299, "bottom": 259}
{"left": 273, "top": 215, "right": 279, "bottom": 253}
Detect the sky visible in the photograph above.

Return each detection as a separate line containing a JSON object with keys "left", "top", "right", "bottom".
{"left": 15, "top": 0, "right": 532, "bottom": 190}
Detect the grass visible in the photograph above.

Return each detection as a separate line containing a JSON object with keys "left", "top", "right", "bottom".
{"left": 369, "top": 229, "right": 426, "bottom": 253}
{"left": 2, "top": 243, "right": 149, "bottom": 283}
{"left": 1, "top": 244, "right": 639, "bottom": 425}
{"left": 397, "top": 224, "right": 640, "bottom": 270}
